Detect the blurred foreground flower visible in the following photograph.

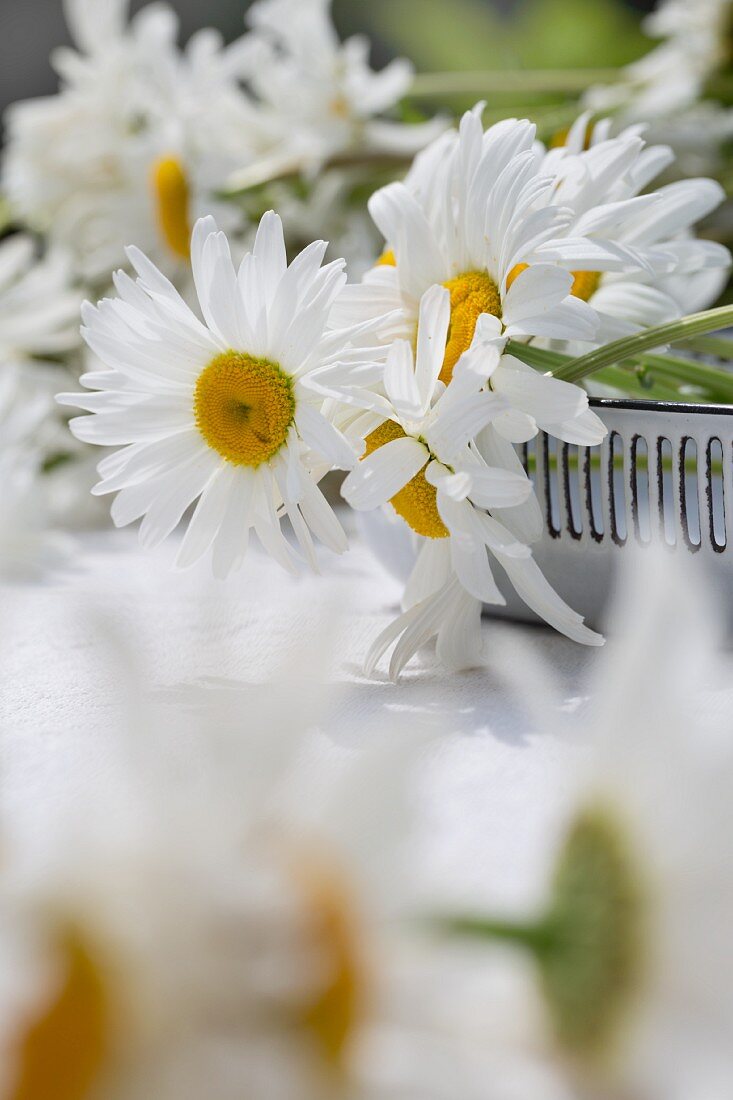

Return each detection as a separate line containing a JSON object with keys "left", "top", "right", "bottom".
{"left": 0, "top": 611, "right": 452, "bottom": 1100}
{"left": 441, "top": 552, "right": 733, "bottom": 1099}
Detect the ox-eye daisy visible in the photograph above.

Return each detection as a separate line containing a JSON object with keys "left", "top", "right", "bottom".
{"left": 333, "top": 109, "right": 631, "bottom": 360}
{"left": 58, "top": 213, "right": 363, "bottom": 578}
{"left": 332, "top": 287, "right": 603, "bottom": 680}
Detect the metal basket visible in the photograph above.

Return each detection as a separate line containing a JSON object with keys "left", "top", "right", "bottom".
{"left": 493, "top": 398, "right": 733, "bottom": 631}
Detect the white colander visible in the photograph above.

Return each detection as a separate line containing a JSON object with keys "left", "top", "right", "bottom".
{"left": 497, "top": 398, "right": 733, "bottom": 631}
{"left": 359, "top": 399, "right": 733, "bottom": 633}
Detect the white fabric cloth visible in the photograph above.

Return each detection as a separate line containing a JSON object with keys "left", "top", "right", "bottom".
{"left": 1, "top": 522, "right": 729, "bottom": 911}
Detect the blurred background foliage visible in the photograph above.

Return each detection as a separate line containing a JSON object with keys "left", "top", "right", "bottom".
{"left": 1, "top": 0, "right": 655, "bottom": 115}
{"left": 360, "top": 0, "right": 649, "bottom": 72}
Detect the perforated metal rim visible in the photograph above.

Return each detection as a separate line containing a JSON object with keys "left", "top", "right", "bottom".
{"left": 589, "top": 397, "right": 733, "bottom": 417}
{"left": 524, "top": 404, "right": 733, "bottom": 556}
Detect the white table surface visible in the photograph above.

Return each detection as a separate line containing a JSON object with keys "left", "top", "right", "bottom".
{"left": 1, "top": 521, "right": 729, "bottom": 912}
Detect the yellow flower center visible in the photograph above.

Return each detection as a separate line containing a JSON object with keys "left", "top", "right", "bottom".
{"left": 10, "top": 933, "right": 109, "bottom": 1100}
{"left": 297, "top": 861, "right": 365, "bottom": 1069}
{"left": 194, "top": 352, "right": 296, "bottom": 467}
{"left": 330, "top": 95, "right": 351, "bottom": 120}
{"left": 364, "top": 421, "right": 448, "bottom": 539}
{"left": 541, "top": 809, "right": 644, "bottom": 1064}
{"left": 376, "top": 249, "right": 396, "bottom": 267}
{"left": 440, "top": 270, "right": 502, "bottom": 385}
{"left": 151, "top": 155, "right": 192, "bottom": 262}
{"left": 550, "top": 122, "right": 596, "bottom": 150}
{"left": 569, "top": 270, "right": 602, "bottom": 302}
{"left": 506, "top": 263, "right": 601, "bottom": 303}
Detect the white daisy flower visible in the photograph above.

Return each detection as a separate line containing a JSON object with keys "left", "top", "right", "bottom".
{"left": 332, "top": 110, "right": 620, "bottom": 449}
{"left": 2, "top": 0, "right": 257, "bottom": 283}
{"left": 229, "top": 0, "right": 445, "bottom": 187}
{"left": 336, "top": 109, "right": 605, "bottom": 349}
{"left": 537, "top": 113, "right": 731, "bottom": 343}
{"left": 331, "top": 286, "right": 603, "bottom": 681}
{"left": 58, "top": 213, "right": 366, "bottom": 578}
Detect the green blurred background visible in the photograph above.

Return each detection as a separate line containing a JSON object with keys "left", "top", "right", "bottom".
{"left": 0, "top": 0, "right": 655, "bottom": 115}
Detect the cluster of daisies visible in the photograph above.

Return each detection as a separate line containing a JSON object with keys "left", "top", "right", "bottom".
{"left": 0, "top": 0, "right": 443, "bottom": 555}
{"left": 59, "top": 101, "right": 729, "bottom": 677}
{"left": 2, "top": 0, "right": 442, "bottom": 283}
{"left": 1, "top": 550, "right": 733, "bottom": 1099}
{"left": 0, "top": 0, "right": 732, "bottom": 677}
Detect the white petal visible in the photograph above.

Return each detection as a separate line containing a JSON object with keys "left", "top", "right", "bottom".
{"left": 296, "top": 404, "right": 357, "bottom": 470}
{"left": 465, "top": 464, "right": 533, "bottom": 509}
{"left": 435, "top": 585, "right": 485, "bottom": 671}
{"left": 492, "top": 357, "right": 585, "bottom": 424}
{"left": 496, "top": 552, "right": 605, "bottom": 646}
{"left": 403, "top": 539, "right": 452, "bottom": 610}
{"left": 415, "top": 284, "right": 451, "bottom": 414}
{"left": 252, "top": 210, "right": 287, "bottom": 300}
{"left": 211, "top": 468, "right": 256, "bottom": 579}
{"left": 427, "top": 391, "right": 507, "bottom": 458}
{"left": 384, "top": 339, "right": 422, "bottom": 421}
{"left": 176, "top": 463, "right": 236, "bottom": 570}
{"left": 341, "top": 436, "right": 427, "bottom": 511}
{"left": 477, "top": 426, "right": 544, "bottom": 544}
{"left": 138, "top": 449, "right": 220, "bottom": 550}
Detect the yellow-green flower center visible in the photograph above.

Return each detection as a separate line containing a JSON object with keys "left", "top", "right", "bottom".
{"left": 194, "top": 352, "right": 296, "bottom": 467}
{"left": 364, "top": 421, "right": 448, "bottom": 539}
{"left": 151, "top": 155, "right": 192, "bottom": 261}
{"left": 9, "top": 932, "right": 109, "bottom": 1100}
{"left": 540, "top": 809, "right": 644, "bottom": 1063}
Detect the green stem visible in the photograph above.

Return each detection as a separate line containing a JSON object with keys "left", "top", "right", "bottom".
{"left": 505, "top": 340, "right": 564, "bottom": 372}
{"left": 434, "top": 915, "right": 554, "bottom": 954}
{"left": 506, "top": 338, "right": 732, "bottom": 403}
{"left": 677, "top": 334, "right": 733, "bottom": 359}
{"left": 594, "top": 365, "right": 688, "bottom": 403}
{"left": 410, "top": 69, "right": 621, "bottom": 98}
{"left": 636, "top": 353, "right": 733, "bottom": 402}
{"left": 223, "top": 150, "right": 412, "bottom": 197}
{"left": 553, "top": 306, "right": 733, "bottom": 385}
